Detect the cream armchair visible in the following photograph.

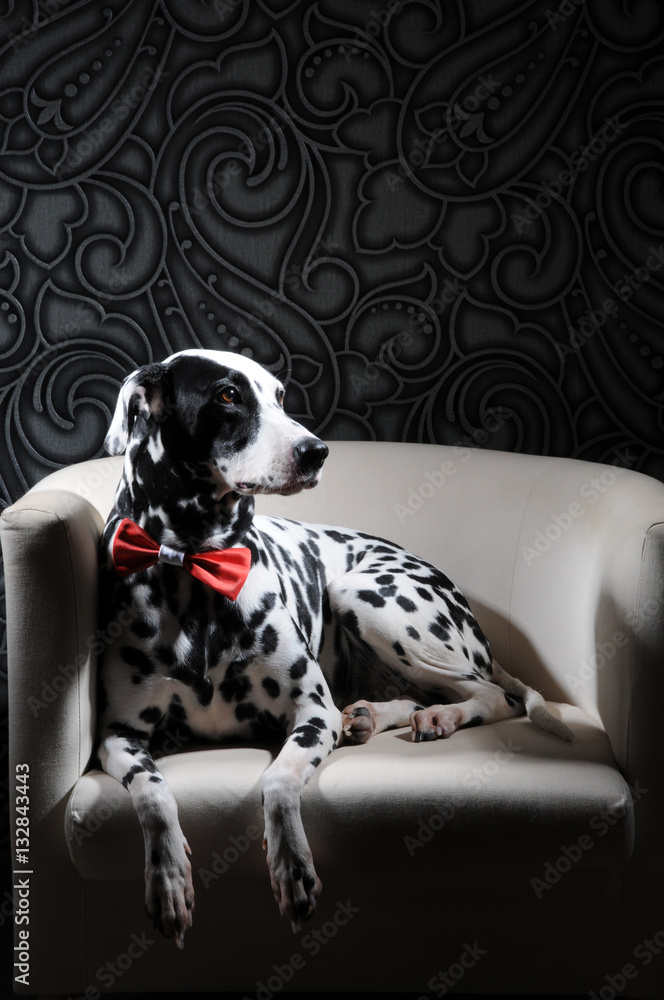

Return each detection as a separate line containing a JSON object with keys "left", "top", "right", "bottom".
{"left": 2, "top": 442, "right": 663, "bottom": 997}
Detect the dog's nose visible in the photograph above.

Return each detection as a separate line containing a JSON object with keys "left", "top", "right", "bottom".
{"left": 294, "top": 438, "right": 329, "bottom": 473}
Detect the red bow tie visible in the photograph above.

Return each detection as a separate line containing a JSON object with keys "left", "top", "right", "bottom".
{"left": 112, "top": 518, "right": 252, "bottom": 601}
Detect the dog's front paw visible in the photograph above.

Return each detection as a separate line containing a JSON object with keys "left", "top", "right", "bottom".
{"left": 263, "top": 835, "right": 321, "bottom": 932}
{"left": 341, "top": 701, "right": 376, "bottom": 744}
{"left": 145, "top": 838, "right": 194, "bottom": 948}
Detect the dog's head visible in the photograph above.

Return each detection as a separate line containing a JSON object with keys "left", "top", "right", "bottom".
{"left": 105, "top": 350, "right": 328, "bottom": 496}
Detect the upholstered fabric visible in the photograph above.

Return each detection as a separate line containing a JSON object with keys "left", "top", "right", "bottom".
{"left": 3, "top": 443, "right": 664, "bottom": 996}
{"left": 66, "top": 705, "right": 632, "bottom": 882}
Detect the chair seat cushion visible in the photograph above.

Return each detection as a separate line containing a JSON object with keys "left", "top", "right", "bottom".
{"left": 66, "top": 703, "right": 634, "bottom": 883}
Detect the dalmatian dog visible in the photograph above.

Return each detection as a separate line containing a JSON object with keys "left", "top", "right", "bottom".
{"left": 97, "top": 348, "right": 572, "bottom": 949}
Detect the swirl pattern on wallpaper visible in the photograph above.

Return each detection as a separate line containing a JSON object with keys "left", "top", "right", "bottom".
{"left": 0, "top": 0, "right": 663, "bottom": 493}
{"left": 1, "top": 0, "right": 664, "bottom": 710}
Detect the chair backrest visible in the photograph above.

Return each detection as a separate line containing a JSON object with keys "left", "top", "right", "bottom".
{"left": 9, "top": 441, "right": 664, "bottom": 777}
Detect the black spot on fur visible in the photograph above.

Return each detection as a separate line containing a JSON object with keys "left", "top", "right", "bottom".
{"left": 122, "top": 763, "right": 145, "bottom": 788}
{"left": 339, "top": 608, "right": 361, "bottom": 639}
{"left": 396, "top": 595, "right": 417, "bottom": 613}
{"left": 291, "top": 716, "right": 326, "bottom": 749}
{"left": 138, "top": 754, "right": 157, "bottom": 774}
{"left": 358, "top": 590, "right": 386, "bottom": 608}
{"left": 261, "top": 625, "right": 279, "bottom": 654}
{"left": 429, "top": 614, "right": 451, "bottom": 642}
{"left": 406, "top": 625, "right": 421, "bottom": 641}
{"left": 325, "top": 529, "right": 355, "bottom": 544}
{"left": 120, "top": 646, "right": 154, "bottom": 676}
{"left": 262, "top": 677, "right": 280, "bottom": 698}
{"left": 156, "top": 645, "right": 175, "bottom": 667}
{"left": 236, "top": 701, "right": 257, "bottom": 721}
{"left": 248, "top": 592, "right": 277, "bottom": 631}
{"left": 168, "top": 694, "right": 187, "bottom": 721}
{"left": 460, "top": 715, "right": 484, "bottom": 729}
{"left": 195, "top": 674, "right": 214, "bottom": 707}
{"left": 109, "top": 721, "right": 150, "bottom": 741}
{"left": 219, "top": 660, "right": 252, "bottom": 702}
{"left": 132, "top": 619, "right": 159, "bottom": 640}
{"left": 251, "top": 709, "right": 288, "bottom": 737}
{"left": 289, "top": 657, "right": 308, "bottom": 680}
{"left": 139, "top": 706, "right": 163, "bottom": 725}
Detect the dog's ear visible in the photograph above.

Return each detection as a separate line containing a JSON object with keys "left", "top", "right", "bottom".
{"left": 105, "top": 363, "right": 168, "bottom": 455}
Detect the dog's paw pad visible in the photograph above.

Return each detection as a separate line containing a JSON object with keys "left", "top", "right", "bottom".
{"left": 410, "top": 705, "right": 462, "bottom": 741}
{"left": 340, "top": 702, "right": 376, "bottom": 744}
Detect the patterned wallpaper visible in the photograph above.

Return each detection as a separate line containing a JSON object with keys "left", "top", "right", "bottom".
{"left": 1, "top": 0, "right": 663, "bottom": 841}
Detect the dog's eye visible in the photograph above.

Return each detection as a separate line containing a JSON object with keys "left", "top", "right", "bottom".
{"left": 218, "top": 385, "right": 240, "bottom": 405}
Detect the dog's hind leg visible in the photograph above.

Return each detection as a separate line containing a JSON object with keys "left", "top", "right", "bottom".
{"left": 327, "top": 556, "right": 572, "bottom": 744}
{"left": 97, "top": 729, "right": 194, "bottom": 947}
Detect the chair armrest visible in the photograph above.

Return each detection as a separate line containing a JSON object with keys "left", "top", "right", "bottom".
{"left": 1, "top": 488, "right": 106, "bottom": 990}
{"left": 1, "top": 490, "right": 103, "bottom": 822}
